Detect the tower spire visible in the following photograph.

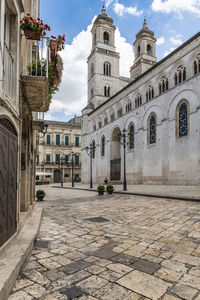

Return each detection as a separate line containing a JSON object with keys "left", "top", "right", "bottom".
{"left": 101, "top": 1, "right": 107, "bottom": 16}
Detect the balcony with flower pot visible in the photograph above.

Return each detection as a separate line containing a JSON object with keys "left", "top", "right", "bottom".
{"left": 20, "top": 14, "right": 64, "bottom": 112}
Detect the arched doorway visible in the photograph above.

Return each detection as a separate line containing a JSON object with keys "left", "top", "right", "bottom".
{"left": 0, "top": 116, "right": 18, "bottom": 247}
{"left": 110, "top": 127, "right": 121, "bottom": 181}
{"left": 54, "top": 169, "right": 61, "bottom": 183}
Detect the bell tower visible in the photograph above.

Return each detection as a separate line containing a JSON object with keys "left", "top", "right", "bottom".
{"left": 87, "top": 5, "right": 121, "bottom": 108}
{"left": 130, "top": 19, "right": 157, "bottom": 79}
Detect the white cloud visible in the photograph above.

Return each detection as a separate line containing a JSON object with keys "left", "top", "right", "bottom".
{"left": 151, "top": 0, "right": 200, "bottom": 17}
{"left": 164, "top": 47, "right": 175, "bottom": 57}
{"left": 157, "top": 36, "right": 165, "bottom": 45}
{"left": 169, "top": 36, "right": 183, "bottom": 46}
{"left": 47, "top": 18, "right": 134, "bottom": 121}
{"left": 114, "top": 1, "right": 143, "bottom": 17}
{"left": 105, "top": 0, "right": 115, "bottom": 8}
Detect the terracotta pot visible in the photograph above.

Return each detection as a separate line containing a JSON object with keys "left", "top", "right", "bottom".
{"left": 107, "top": 189, "right": 113, "bottom": 194}
{"left": 98, "top": 190, "right": 104, "bottom": 195}
{"left": 24, "top": 29, "right": 41, "bottom": 41}
{"left": 50, "top": 40, "right": 57, "bottom": 62}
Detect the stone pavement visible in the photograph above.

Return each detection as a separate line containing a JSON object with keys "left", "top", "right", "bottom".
{"left": 52, "top": 183, "right": 200, "bottom": 201}
{"left": 8, "top": 186, "right": 200, "bottom": 300}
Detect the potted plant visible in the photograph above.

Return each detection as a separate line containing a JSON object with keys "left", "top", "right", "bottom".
{"left": 36, "top": 190, "right": 46, "bottom": 201}
{"left": 20, "top": 14, "right": 50, "bottom": 40}
{"left": 106, "top": 185, "right": 114, "bottom": 194}
{"left": 50, "top": 34, "right": 65, "bottom": 61}
{"left": 97, "top": 185, "right": 105, "bottom": 195}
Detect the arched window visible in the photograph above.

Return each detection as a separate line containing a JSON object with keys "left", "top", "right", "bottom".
{"left": 101, "top": 136, "right": 105, "bottom": 156}
{"left": 135, "top": 94, "right": 142, "bottom": 108}
{"left": 146, "top": 86, "right": 154, "bottom": 102}
{"left": 194, "top": 61, "right": 198, "bottom": 75}
{"left": 104, "top": 62, "right": 111, "bottom": 76}
{"left": 148, "top": 114, "right": 156, "bottom": 144}
{"left": 90, "top": 63, "right": 94, "bottom": 76}
{"left": 92, "top": 140, "right": 95, "bottom": 158}
{"left": 159, "top": 77, "right": 169, "bottom": 95}
{"left": 147, "top": 44, "right": 152, "bottom": 55}
{"left": 129, "top": 124, "right": 134, "bottom": 149}
{"left": 104, "top": 86, "right": 110, "bottom": 97}
{"left": 104, "top": 31, "right": 109, "bottom": 43}
{"left": 174, "top": 73, "right": 178, "bottom": 86}
{"left": 178, "top": 102, "right": 188, "bottom": 138}
{"left": 91, "top": 88, "right": 94, "bottom": 98}
{"left": 175, "top": 65, "right": 186, "bottom": 86}
{"left": 159, "top": 83, "right": 162, "bottom": 95}
{"left": 138, "top": 45, "right": 141, "bottom": 57}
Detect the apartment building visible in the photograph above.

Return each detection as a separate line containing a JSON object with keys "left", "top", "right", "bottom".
{"left": 36, "top": 116, "right": 82, "bottom": 183}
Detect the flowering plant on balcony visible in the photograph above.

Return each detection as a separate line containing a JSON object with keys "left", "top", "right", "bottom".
{"left": 20, "top": 13, "right": 50, "bottom": 40}
{"left": 51, "top": 34, "right": 65, "bottom": 51}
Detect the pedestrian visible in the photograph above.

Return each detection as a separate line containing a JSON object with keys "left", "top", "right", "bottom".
{"left": 104, "top": 177, "right": 108, "bottom": 185}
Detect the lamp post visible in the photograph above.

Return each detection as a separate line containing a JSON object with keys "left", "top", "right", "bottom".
{"left": 119, "top": 128, "right": 128, "bottom": 191}
{"left": 59, "top": 155, "right": 66, "bottom": 187}
{"left": 85, "top": 143, "right": 94, "bottom": 189}
{"left": 69, "top": 151, "right": 75, "bottom": 188}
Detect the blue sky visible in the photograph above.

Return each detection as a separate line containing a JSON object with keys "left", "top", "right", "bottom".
{"left": 40, "top": 0, "right": 200, "bottom": 121}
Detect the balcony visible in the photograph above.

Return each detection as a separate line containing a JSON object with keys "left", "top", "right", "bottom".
{"left": 21, "top": 38, "right": 50, "bottom": 112}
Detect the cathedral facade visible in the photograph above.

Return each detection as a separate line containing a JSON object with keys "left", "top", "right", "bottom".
{"left": 81, "top": 6, "right": 200, "bottom": 185}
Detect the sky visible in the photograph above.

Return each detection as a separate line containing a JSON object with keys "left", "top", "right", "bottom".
{"left": 40, "top": 0, "right": 200, "bottom": 122}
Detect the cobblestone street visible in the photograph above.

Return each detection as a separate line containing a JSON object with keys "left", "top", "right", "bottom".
{"left": 9, "top": 187, "right": 200, "bottom": 300}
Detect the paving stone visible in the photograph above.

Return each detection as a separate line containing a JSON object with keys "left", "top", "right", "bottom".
{"left": 117, "top": 270, "right": 171, "bottom": 300}
{"left": 95, "top": 258, "right": 111, "bottom": 267}
{"left": 24, "top": 283, "right": 47, "bottom": 298}
{"left": 46, "top": 291, "right": 68, "bottom": 300}
{"left": 60, "top": 260, "right": 91, "bottom": 275}
{"left": 172, "top": 253, "right": 200, "bottom": 266}
{"left": 189, "top": 267, "right": 200, "bottom": 277}
{"left": 107, "top": 263, "right": 133, "bottom": 275}
{"left": 123, "top": 292, "right": 146, "bottom": 299}
{"left": 111, "top": 253, "right": 138, "bottom": 265}
{"left": 43, "top": 269, "right": 67, "bottom": 281}
{"left": 161, "top": 259, "right": 188, "bottom": 273}
{"left": 130, "top": 259, "right": 160, "bottom": 274}
{"left": 51, "top": 255, "right": 73, "bottom": 266}
{"left": 179, "top": 273, "right": 200, "bottom": 289}
{"left": 35, "top": 251, "right": 54, "bottom": 259}
{"left": 77, "top": 275, "right": 108, "bottom": 295}
{"left": 162, "top": 295, "right": 182, "bottom": 300}
{"left": 86, "top": 264, "right": 105, "bottom": 274}
{"left": 78, "top": 296, "right": 99, "bottom": 300}
{"left": 99, "top": 270, "right": 123, "bottom": 282}
{"left": 141, "top": 254, "right": 163, "bottom": 264}
{"left": 124, "top": 249, "right": 144, "bottom": 258}
{"left": 12, "top": 278, "right": 34, "bottom": 292}
{"left": 93, "top": 282, "right": 130, "bottom": 300}
{"left": 9, "top": 291, "right": 33, "bottom": 300}
{"left": 38, "top": 258, "right": 62, "bottom": 269}
{"left": 61, "top": 286, "right": 85, "bottom": 299}
{"left": 170, "top": 283, "right": 198, "bottom": 300}
{"left": 194, "top": 295, "right": 200, "bottom": 300}
{"left": 24, "top": 260, "right": 41, "bottom": 271}
{"left": 154, "top": 267, "right": 182, "bottom": 282}
{"left": 91, "top": 249, "right": 118, "bottom": 259}
{"left": 24, "top": 269, "right": 50, "bottom": 285}
{"left": 64, "top": 251, "right": 87, "bottom": 261}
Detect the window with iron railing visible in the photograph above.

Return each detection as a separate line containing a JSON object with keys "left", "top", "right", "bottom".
{"left": 65, "top": 135, "right": 69, "bottom": 146}
{"left": 55, "top": 154, "right": 60, "bottom": 163}
{"left": 75, "top": 136, "right": 79, "bottom": 146}
{"left": 46, "top": 135, "right": 51, "bottom": 145}
{"left": 56, "top": 135, "right": 60, "bottom": 146}
{"left": 46, "top": 154, "right": 50, "bottom": 163}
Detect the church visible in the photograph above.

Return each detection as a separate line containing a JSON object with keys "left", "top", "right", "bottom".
{"left": 81, "top": 6, "right": 200, "bottom": 186}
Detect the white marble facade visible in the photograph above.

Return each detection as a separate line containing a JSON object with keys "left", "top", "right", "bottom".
{"left": 82, "top": 7, "right": 200, "bottom": 185}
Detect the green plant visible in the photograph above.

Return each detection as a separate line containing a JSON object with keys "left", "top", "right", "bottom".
{"left": 27, "top": 57, "right": 63, "bottom": 101}
{"left": 20, "top": 14, "right": 50, "bottom": 35}
{"left": 97, "top": 185, "right": 105, "bottom": 191}
{"left": 106, "top": 185, "right": 114, "bottom": 191}
{"left": 36, "top": 190, "right": 46, "bottom": 196}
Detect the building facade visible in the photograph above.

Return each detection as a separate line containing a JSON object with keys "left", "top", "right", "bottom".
{"left": 36, "top": 117, "right": 82, "bottom": 184}
{"left": 0, "top": 0, "right": 51, "bottom": 249}
{"left": 82, "top": 6, "right": 200, "bottom": 186}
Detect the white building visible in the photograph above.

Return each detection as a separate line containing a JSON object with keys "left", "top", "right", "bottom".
{"left": 81, "top": 6, "right": 200, "bottom": 186}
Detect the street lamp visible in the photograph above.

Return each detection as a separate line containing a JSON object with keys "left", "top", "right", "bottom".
{"left": 85, "top": 143, "right": 95, "bottom": 189}
{"left": 119, "top": 128, "right": 129, "bottom": 191}
{"left": 58, "top": 155, "right": 66, "bottom": 187}
{"left": 37, "top": 123, "right": 48, "bottom": 144}
{"left": 69, "top": 151, "right": 75, "bottom": 188}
